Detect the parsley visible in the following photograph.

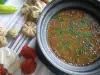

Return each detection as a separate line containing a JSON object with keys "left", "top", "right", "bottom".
{"left": 55, "top": 13, "right": 60, "bottom": 19}
{"left": 76, "top": 48, "right": 84, "bottom": 56}
{"left": 60, "top": 18, "right": 64, "bottom": 23}
{"left": 58, "top": 42, "right": 62, "bottom": 51}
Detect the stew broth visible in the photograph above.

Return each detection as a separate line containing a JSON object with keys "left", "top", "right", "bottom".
{"left": 47, "top": 10, "right": 100, "bottom": 66}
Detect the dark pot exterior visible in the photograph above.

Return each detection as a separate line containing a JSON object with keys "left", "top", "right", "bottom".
{"left": 37, "top": 0, "right": 100, "bottom": 75}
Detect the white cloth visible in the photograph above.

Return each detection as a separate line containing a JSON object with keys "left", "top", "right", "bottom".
{"left": 1, "top": 0, "right": 100, "bottom": 75}
{"left": 0, "top": 0, "right": 55, "bottom": 75}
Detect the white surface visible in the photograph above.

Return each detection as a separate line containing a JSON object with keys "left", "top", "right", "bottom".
{"left": 0, "top": 0, "right": 55, "bottom": 75}
{"left": 2, "top": 0, "right": 100, "bottom": 75}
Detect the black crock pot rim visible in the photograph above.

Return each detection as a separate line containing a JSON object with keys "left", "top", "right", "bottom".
{"left": 37, "top": 0, "right": 100, "bottom": 74}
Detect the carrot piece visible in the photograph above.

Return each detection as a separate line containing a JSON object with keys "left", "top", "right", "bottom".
{"left": 0, "top": 65, "right": 7, "bottom": 75}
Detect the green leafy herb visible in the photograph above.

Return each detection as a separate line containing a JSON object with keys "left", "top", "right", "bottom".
{"left": 62, "top": 40, "right": 71, "bottom": 51}
{"left": 58, "top": 40, "right": 71, "bottom": 51}
{"left": 70, "top": 18, "right": 92, "bottom": 28}
{"left": 76, "top": 47, "right": 84, "bottom": 56}
{"left": 66, "top": 40, "right": 71, "bottom": 47}
{"left": 56, "top": 28, "right": 68, "bottom": 37}
{"left": 55, "top": 13, "right": 60, "bottom": 19}
{"left": 60, "top": 18, "right": 64, "bottom": 23}
{"left": 84, "top": 39, "right": 91, "bottom": 50}
{"left": 57, "top": 29, "right": 65, "bottom": 37}
{"left": 58, "top": 42, "right": 62, "bottom": 51}
{"left": 84, "top": 32, "right": 93, "bottom": 39}
{"left": 76, "top": 39, "right": 92, "bottom": 56}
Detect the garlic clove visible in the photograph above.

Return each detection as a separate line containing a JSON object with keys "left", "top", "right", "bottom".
{"left": 7, "top": 56, "right": 21, "bottom": 74}
{"left": 0, "top": 47, "right": 16, "bottom": 69}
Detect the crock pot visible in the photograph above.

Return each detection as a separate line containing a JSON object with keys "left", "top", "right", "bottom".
{"left": 37, "top": 0, "right": 100, "bottom": 75}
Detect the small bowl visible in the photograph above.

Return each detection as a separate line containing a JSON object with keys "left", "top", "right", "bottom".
{"left": 37, "top": 0, "right": 100, "bottom": 75}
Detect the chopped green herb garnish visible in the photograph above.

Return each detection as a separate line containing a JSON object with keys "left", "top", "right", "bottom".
{"left": 67, "top": 28, "right": 76, "bottom": 36}
{"left": 84, "top": 32, "right": 93, "bottom": 39}
{"left": 84, "top": 39, "right": 91, "bottom": 50}
{"left": 55, "top": 13, "right": 60, "bottom": 19}
{"left": 58, "top": 40, "right": 71, "bottom": 51}
{"left": 76, "top": 48, "right": 84, "bottom": 56}
{"left": 66, "top": 40, "right": 71, "bottom": 47}
{"left": 56, "top": 28, "right": 68, "bottom": 38}
{"left": 60, "top": 18, "right": 64, "bottom": 23}
{"left": 58, "top": 42, "right": 62, "bottom": 51}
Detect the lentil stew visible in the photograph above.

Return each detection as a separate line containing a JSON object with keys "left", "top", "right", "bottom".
{"left": 47, "top": 10, "right": 100, "bottom": 66}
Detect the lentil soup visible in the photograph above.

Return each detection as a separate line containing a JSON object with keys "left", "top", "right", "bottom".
{"left": 47, "top": 10, "right": 100, "bottom": 66}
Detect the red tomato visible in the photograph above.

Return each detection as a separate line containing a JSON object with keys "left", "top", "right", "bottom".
{"left": 8, "top": 73, "right": 12, "bottom": 75}
{"left": 0, "top": 72, "right": 2, "bottom": 75}
{"left": 21, "top": 59, "right": 36, "bottom": 74}
{"left": 0, "top": 65, "right": 7, "bottom": 75}
{"left": 21, "top": 45, "right": 37, "bottom": 60}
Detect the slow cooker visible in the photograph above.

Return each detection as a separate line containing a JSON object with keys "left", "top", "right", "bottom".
{"left": 36, "top": 0, "right": 100, "bottom": 75}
